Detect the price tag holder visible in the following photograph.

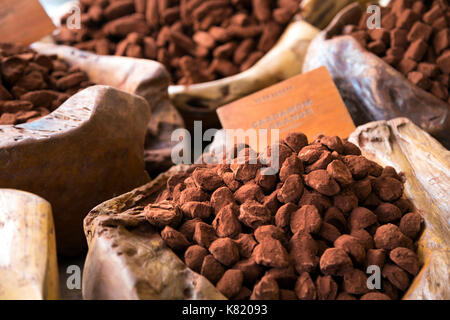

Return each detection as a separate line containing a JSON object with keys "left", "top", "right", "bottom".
{"left": 0, "top": 0, "right": 55, "bottom": 45}
{"left": 217, "top": 67, "right": 355, "bottom": 150}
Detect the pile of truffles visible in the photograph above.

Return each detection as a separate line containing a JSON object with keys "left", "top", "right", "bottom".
{"left": 338, "top": 0, "right": 450, "bottom": 102}
{"left": 0, "top": 43, "right": 93, "bottom": 125}
{"left": 144, "top": 132, "right": 423, "bottom": 300}
{"left": 54, "top": 0, "right": 302, "bottom": 84}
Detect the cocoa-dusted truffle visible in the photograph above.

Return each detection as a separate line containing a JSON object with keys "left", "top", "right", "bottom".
{"left": 192, "top": 168, "right": 223, "bottom": 191}
{"left": 375, "top": 202, "right": 402, "bottom": 223}
{"left": 351, "top": 229, "right": 375, "bottom": 250}
{"left": 238, "top": 200, "right": 272, "bottom": 229}
{"left": 232, "top": 258, "right": 263, "bottom": 285}
{"left": 265, "top": 266, "right": 297, "bottom": 288}
{"left": 318, "top": 222, "right": 341, "bottom": 243}
{"left": 179, "top": 187, "right": 209, "bottom": 204}
{"left": 327, "top": 160, "right": 353, "bottom": 187}
{"left": 216, "top": 269, "right": 244, "bottom": 298}
{"left": 324, "top": 207, "right": 347, "bottom": 232}
{"left": 334, "top": 235, "right": 366, "bottom": 266}
{"left": 389, "top": 247, "right": 419, "bottom": 275}
{"left": 277, "top": 174, "right": 304, "bottom": 203}
{"left": 342, "top": 269, "right": 370, "bottom": 295}
{"left": 178, "top": 218, "right": 202, "bottom": 241}
{"left": 349, "top": 207, "right": 377, "bottom": 231}
{"left": 181, "top": 201, "right": 212, "bottom": 219}
{"left": 254, "top": 225, "right": 288, "bottom": 246}
{"left": 201, "top": 254, "right": 225, "bottom": 284}
{"left": 290, "top": 232, "right": 319, "bottom": 274}
{"left": 212, "top": 204, "right": 242, "bottom": 238}
{"left": 279, "top": 155, "right": 304, "bottom": 182}
{"left": 374, "top": 224, "right": 413, "bottom": 250}
{"left": 193, "top": 222, "right": 217, "bottom": 248}
{"left": 295, "top": 272, "right": 317, "bottom": 300}
{"left": 366, "top": 248, "right": 386, "bottom": 269}
{"left": 274, "top": 204, "right": 295, "bottom": 230}
{"left": 211, "top": 187, "right": 234, "bottom": 213}
{"left": 284, "top": 132, "right": 308, "bottom": 153}
{"left": 399, "top": 212, "right": 423, "bottom": 239}
{"left": 290, "top": 205, "right": 322, "bottom": 234}
{"left": 373, "top": 176, "right": 404, "bottom": 202}
{"left": 320, "top": 248, "right": 353, "bottom": 276}
{"left": 145, "top": 131, "right": 422, "bottom": 300}
{"left": 145, "top": 200, "right": 182, "bottom": 228}
{"left": 161, "top": 226, "right": 190, "bottom": 251}
{"left": 184, "top": 245, "right": 208, "bottom": 273}
{"left": 304, "top": 170, "right": 341, "bottom": 196}
{"left": 382, "top": 263, "right": 411, "bottom": 291}
{"left": 234, "top": 182, "right": 265, "bottom": 204}
{"left": 316, "top": 275, "right": 338, "bottom": 300}
{"left": 234, "top": 233, "right": 258, "bottom": 258}
{"left": 209, "top": 238, "right": 240, "bottom": 266}
{"left": 253, "top": 238, "right": 290, "bottom": 268}
{"left": 360, "top": 292, "right": 391, "bottom": 300}
{"left": 250, "top": 275, "right": 280, "bottom": 300}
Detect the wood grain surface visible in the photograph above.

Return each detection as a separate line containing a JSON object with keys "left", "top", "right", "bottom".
{"left": 0, "top": 189, "right": 59, "bottom": 300}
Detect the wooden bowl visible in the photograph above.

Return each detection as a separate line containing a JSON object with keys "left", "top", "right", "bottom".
{"left": 0, "top": 86, "right": 151, "bottom": 255}
{"left": 303, "top": 2, "right": 450, "bottom": 148}
{"left": 31, "top": 42, "right": 184, "bottom": 175}
{"left": 82, "top": 118, "right": 449, "bottom": 300}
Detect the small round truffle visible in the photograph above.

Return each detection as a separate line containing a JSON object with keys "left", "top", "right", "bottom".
{"left": 320, "top": 248, "right": 353, "bottom": 276}
{"left": 295, "top": 272, "right": 317, "bottom": 300}
{"left": 209, "top": 237, "right": 240, "bottom": 266}
{"left": 216, "top": 269, "right": 244, "bottom": 298}
{"left": 290, "top": 205, "right": 322, "bottom": 234}
{"left": 389, "top": 247, "right": 420, "bottom": 275}
{"left": 399, "top": 212, "right": 422, "bottom": 239}
{"left": 250, "top": 276, "right": 280, "bottom": 300}
{"left": 184, "top": 245, "right": 208, "bottom": 272}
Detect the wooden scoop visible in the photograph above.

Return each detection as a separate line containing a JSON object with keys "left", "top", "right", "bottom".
{"left": 0, "top": 189, "right": 59, "bottom": 300}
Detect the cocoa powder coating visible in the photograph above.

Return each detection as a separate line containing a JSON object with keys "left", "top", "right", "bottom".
{"left": 144, "top": 132, "right": 423, "bottom": 299}
{"left": 54, "top": 0, "right": 302, "bottom": 85}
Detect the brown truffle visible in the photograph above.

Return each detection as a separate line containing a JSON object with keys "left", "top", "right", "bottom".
{"left": 389, "top": 247, "right": 419, "bottom": 275}
{"left": 212, "top": 204, "right": 242, "bottom": 238}
{"left": 201, "top": 254, "right": 225, "bottom": 284}
{"left": 216, "top": 269, "right": 244, "bottom": 298}
{"left": 253, "top": 238, "right": 290, "bottom": 268}
{"left": 184, "top": 245, "right": 208, "bottom": 272}
{"left": 250, "top": 275, "right": 280, "bottom": 300}
{"left": 316, "top": 275, "right": 338, "bottom": 300}
{"left": 373, "top": 224, "right": 412, "bottom": 250}
{"left": 144, "top": 201, "right": 182, "bottom": 228}
{"left": 277, "top": 174, "right": 304, "bottom": 203}
{"left": 320, "top": 248, "right": 353, "bottom": 276}
{"left": 161, "top": 226, "right": 190, "bottom": 251}
{"left": 209, "top": 237, "right": 240, "bottom": 266}
{"left": 304, "top": 170, "right": 341, "bottom": 196}
{"left": 290, "top": 205, "right": 322, "bottom": 234}
{"left": 295, "top": 272, "right": 317, "bottom": 300}
{"left": 399, "top": 212, "right": 422, "bottom": 239}
{"left": 239, "top": 200, "right": 272, "bottom": 229}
